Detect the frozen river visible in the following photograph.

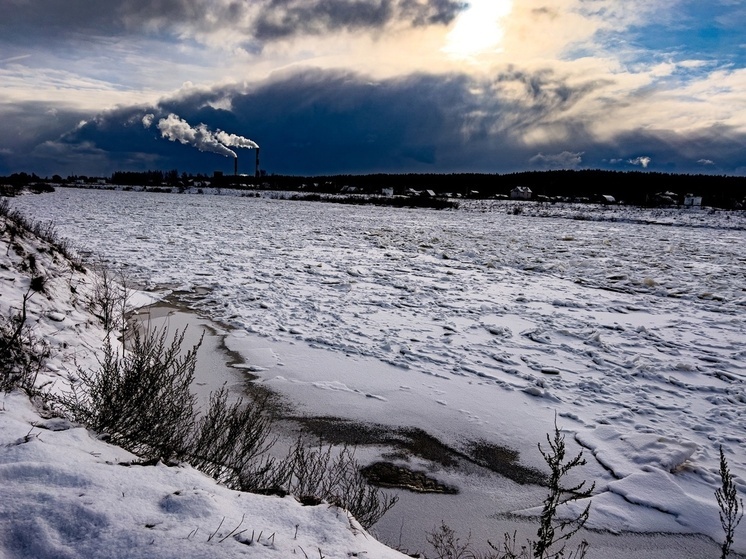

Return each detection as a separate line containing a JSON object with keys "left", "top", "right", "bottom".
{"left": 10, "top": 188, "right": 746, "bottom": 556}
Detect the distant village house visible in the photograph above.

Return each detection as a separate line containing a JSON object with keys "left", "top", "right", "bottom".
{"left": 510, "top": 186, "right": 532, "bottom": 200}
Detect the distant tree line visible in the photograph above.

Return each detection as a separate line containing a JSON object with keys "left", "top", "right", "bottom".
{"left": 258, "top": 170, "right": 745, "bottom": 208}
{"left": 2, "top": 169, "right": 745, "bottom": 208}
{"left": 110, "top": 170, "right": 211, "bottom": 186}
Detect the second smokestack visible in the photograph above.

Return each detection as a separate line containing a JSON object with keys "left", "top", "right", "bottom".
{"left": 234, "top": 156, "right": 238, "bottom": 176}
{"left": 255, "top": 148, "right": 260, "bottom": 178}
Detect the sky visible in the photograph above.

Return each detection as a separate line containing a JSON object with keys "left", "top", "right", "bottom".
{"left": 1, "top": 0, "right": 745, "bottom": 177}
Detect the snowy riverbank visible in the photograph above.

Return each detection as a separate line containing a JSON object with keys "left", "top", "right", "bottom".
{"left": 0, "top": 210, "right": 409, "bottom": 559}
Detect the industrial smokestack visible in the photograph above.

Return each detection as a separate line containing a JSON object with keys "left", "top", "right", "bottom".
{"left": 153, "top": 114, "right": 259, "bottom": 175}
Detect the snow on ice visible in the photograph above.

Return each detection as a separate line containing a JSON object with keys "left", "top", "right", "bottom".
{"left": 5, "top": 189, "right": 746, "bottom": 557}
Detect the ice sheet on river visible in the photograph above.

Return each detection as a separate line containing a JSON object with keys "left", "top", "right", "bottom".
{"left": 10, "top": 190, "right": 745, "bottom": 552}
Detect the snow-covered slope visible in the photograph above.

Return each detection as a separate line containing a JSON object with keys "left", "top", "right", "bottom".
{"left": 0, "top": 216, "right": 106, "bottom": 392}
{"left": 0, "top": 392, "right": 407, "bottom": 559}
{"left": 0, "top": 212, "right": 408, "bottom": 559}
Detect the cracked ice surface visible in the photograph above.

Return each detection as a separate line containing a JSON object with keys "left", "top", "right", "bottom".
{"left": 10, "top": 189, "right": 746, "bottom": 554}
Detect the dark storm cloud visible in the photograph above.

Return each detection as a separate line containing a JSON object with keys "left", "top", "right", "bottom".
{"left": 158, "top": 69, "right": 487, "bottom": 173}
{"left": 5, "top": 67, "right": 746, "bottom": 176}
{"left": 0, "top": 69, "right": 497, "bottom": 174}
{"left": 253, "top": 0, "right": 466, "bottom": 40}
{"left": 597, "top": 124, "right": 746, "bottom": 173}
{"left": 175, "top": 66, "right": 602, "bottom": 171}
{"left": 497, "top": 67, "right": 603, "bottom": 109}
{"left": 530, "top": 151, "right": 584, "bottom": 169}
{"left": 0, "top": 0, "right": 246, "bottom": 41}
{"left": 0, "top": 0, "right": 464, "bottom": 44}
{"left": 490, "top": 67, "right": 607, "bottom": 132}
{"left": 0, "top": 68, "right": 611, "bottom": 174}
{"left": 0, "top": 101, "right": 89, "bottom": 158}
{"left": 0, "top": 102, "right": 161, "bottom": 176}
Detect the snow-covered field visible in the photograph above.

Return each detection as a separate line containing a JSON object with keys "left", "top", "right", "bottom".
{"left": 8, "top": 188, "right": 746, "bottom": 557}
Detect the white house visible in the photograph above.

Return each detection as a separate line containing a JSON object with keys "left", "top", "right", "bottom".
{"left": 684, "top": 194, "right": 703, "bottom": 207}
{"left": 511, "top": 186, "right": 532, "bottom": 200}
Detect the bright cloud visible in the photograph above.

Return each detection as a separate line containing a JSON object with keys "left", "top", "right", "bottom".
{"left": 629, "top": 156, "right": 652, "bottom": 168}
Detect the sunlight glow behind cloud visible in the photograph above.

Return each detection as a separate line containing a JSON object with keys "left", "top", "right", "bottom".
{"left": 443, "top": 0, "right": 513, "bottom": 58}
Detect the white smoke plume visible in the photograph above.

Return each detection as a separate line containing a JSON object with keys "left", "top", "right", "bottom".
{"left": 157, "top": 114, "right": 236, "bottom": 158}
{"left": 215, "top": 130, "right": 259, "bottom": 149}
{"left": 155, "top": 113, "right": 259, "bottom": 159}
{"left": 142, "top": 113, "right": 154, "bottom": 129}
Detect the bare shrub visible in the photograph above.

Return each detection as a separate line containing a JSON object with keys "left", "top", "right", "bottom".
{"left": 250, "top": 438, "right": 399, "bottom": 530}
{"left": 0, "top": 199, "right": 79, "bottom": 266}
{"left": 58, "top": 322, "right": 292, "bottom": 498}
{"left": 61, "top": 327, "right": 200, "bottom": 460}
{"left": 0, "top": 198, "right": 12, "bottom": 218}
{"left": 0, "top": 289, "right": 50, "bottom": 393}
{"left": 717, "top": 446, "right": 743, "bottom": 559}
{"left": 58, "top": 320, "right": 397, "bottom": 527}
{"left": 427, "top": 421, "right": 592, "bottom": 559}
{"left": 427, "top": 522, "right": 474, "bottom": 559}
{"left": 187, "top": 387, "right": 276, "bottom": 488}
{"left": 87, "top": 263, "right": 131, "bottom": 336}
{"left": 531, "top": 420, "right": 593, "bottom": 559}
{"left": 320, "top": 444, "right": 399, "bottom": 529}
{"left": 57, "top": 253, "right": 398, "bottom": 530}
{"left": 486, "top": 532, "right": 530, "bottom": 559}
